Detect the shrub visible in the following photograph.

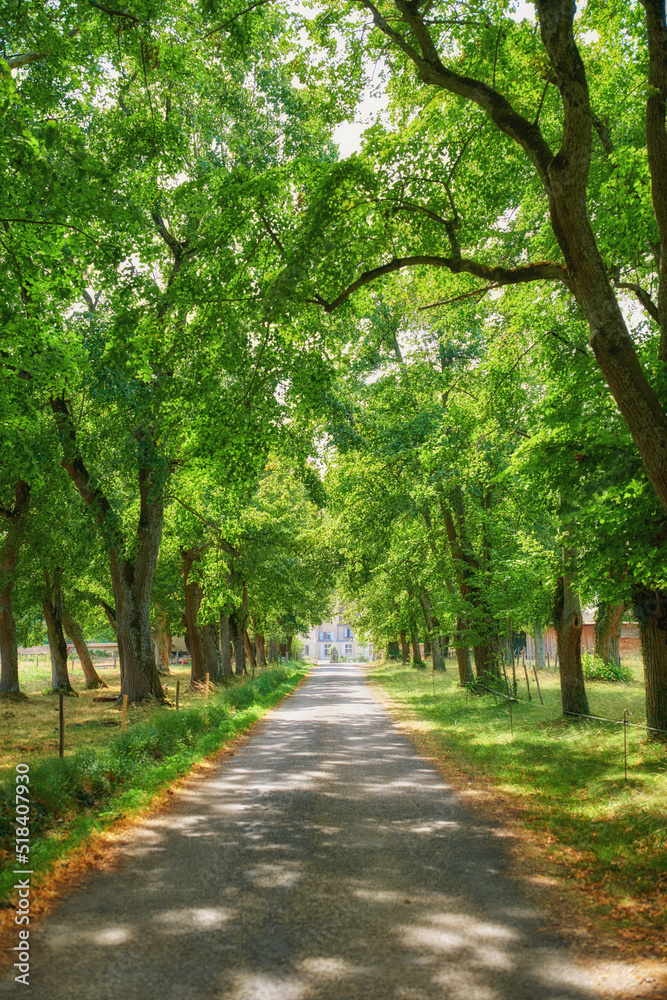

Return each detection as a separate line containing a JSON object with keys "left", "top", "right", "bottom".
{"left": 581, "top": 650, "right": 633, "bottom": 683}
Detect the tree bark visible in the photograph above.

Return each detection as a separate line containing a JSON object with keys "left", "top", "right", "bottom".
{"left": 202, "top": 622, "right": 222, "bottom": 682}
{"left": 555, "top": 564, "right": 589, "bottom": 717}
{"left": 473, "top": 641, "right": 499, "bottom": 681}
{"left": 255, "top": 632, "right": 267, "bottom": 667}
{"left": 43, "top": 569, "right": 75, "bottom": 694}
{"left": 152, "top": 605, "right": 171, "bottom": 675}
{"left": 399, "top": 631, "right": 409, "bottom": 663}
{"left": 594, "top": 600, "right": 627, "bottom": 667}
{"left": 0, "top": 481, "right": 30, "bottom": 695}
{"left": 633, "top": 586, "right": 667, "bottom": 741}
{"left": 230, "top": 612, "right": 245, "bottom": 675}
{"left": 62, "top": 611, "right": 107, "bottom": 688}
{"left": 243, "top": 626, "right": 257, "bottom": 671}
{"left": 455, "top": 615, "right": 474, "bottom": 686}
{"left": 219, "top": 612, "right": 232, "bottom": 678}
{"left": 410, "top": 629, "right": 423, "bottom": 666}
{"left": 269, "top": 638, "right": 278, "bottom": 662}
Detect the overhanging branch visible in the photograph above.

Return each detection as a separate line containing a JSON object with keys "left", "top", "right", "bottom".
{"left": 316, "top": 255, "right": 567, "bottom": 312}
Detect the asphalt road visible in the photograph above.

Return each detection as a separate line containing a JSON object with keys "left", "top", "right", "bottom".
{"left": 1, "top": 663, "right": 595, "bottom": 1000}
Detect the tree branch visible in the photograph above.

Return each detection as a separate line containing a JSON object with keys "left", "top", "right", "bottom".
{"left": 359, "top": 0, "right": 554, "bottom": 185}
{"left": 317, "top": 255, "right": 567, "bottom": 312}
{"left": 204, "top": 0, "right": 276, "bottom": 37}
{"left": 615, "top": 280, "right": 661, "bottom": 324}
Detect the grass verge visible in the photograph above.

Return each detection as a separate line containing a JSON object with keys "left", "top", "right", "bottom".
{"left": 367, "top": 658, "right": 667, "bottom": 958}
{"left": 0, "top": 665, "right": 307, "bottom": 908}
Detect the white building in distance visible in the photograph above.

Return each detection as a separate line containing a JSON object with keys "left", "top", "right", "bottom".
{"left": 301, "top": 606, "right": 374, "bottom": 662}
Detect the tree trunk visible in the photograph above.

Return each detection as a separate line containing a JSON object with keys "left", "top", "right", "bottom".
{"left": 0, "top": 582, "right": 19, "bottom": 696}
{"left": 455, "top": 645, "right": 474, "bottom": 686}
{"left": 219, "top": 613, "right": 232, "bottom": 678}
{"left": 419, "top": 590, "right": 445, "bottom": 671}
{"left": 62, "top": 611, "right": 107, "bottom": 688}
{"left": 202, "top": 623, "right": 222, "bottom": 682}
{"left": 533, "top": 622, "right": 546, "bottom": 671}
{"left": 243, "top": 627, "right": 257, "bottom": 671}
{"left": 230, "top": 612, "right": 245, "bottom": 675}
{"left": 411, "top": 630, "right": 423, "bottom": 666}
{"left": 152, "top": 605, "right": 171, "bottom": 675}
{"left": 255, "top": 632, "right": 267, "bottom": 667}
{"left": 0, "top": 481, "right": 30, "bottom": 695}
{"left": 555, "top": 565, "right": 589, "bottom": 717}
{"left": 423, "top": 635, "right": 432, "bottom": 656}
{"left": 399, "top": 631, "right": 409, "bottom": 663}
{"left": 182, "top": 547, "right": 207, "bottom": 689}
{"left": 633, "top": 587, "right": 667, "bottom": 742}
{"left": 473, "top": 641, "right": 499, "bottom": 681}
{"left": 269, "top": 638, "right": 278, "bottom": 662}
{"left": 455, "top": 615, "right": 474, "bottom": 686}
{"left": 594, "top": 600, "right": 627, "bottom": 667}
{"left": 43, "top": 569, "right": 74, "bottom": 694}
{"left": 53, "top": 399, "right": 165, "bottom": 703}
{"left": 286, "top": 634, "right": 293, "bottom": 657}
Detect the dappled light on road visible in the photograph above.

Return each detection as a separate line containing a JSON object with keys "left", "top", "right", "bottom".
{"left": 0, "top": 664, "right": 595, "bottom": 1000}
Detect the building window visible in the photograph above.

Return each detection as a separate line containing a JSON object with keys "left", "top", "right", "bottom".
{"left": 324, "top": 644, "right": 331, "bottom": 658}
{"left": 344, "top": 644, "right": 352, "bottom": 656}
{"left": 343, "top": 628, "right": 352, "bottom": 638}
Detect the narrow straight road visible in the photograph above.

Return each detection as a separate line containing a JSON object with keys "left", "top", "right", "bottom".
{"left": 1, "top": 664, "right": 594, "bottom": 1000}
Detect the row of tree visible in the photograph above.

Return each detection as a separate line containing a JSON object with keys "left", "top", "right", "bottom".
{"left": 2, "top": 1, "right": 667, "bottom": 738}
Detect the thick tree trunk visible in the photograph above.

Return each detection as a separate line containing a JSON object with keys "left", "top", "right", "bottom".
{"left": 0, "top": 481, "right": 30, "bottom": 695}
{"left": 152, "top": 606, "right": 171, "bottom": 675}
{"left": 286, "top": 634, "right": 293, "bottom": 656}
{"left": 230, "top": 613, "right": 245, "bottom": 675}
{"left": 473, "top": 641, "right": 499, "bottom": 681}
{"left": 555, "top": 567, "right": 589, "bottom": 717}
{"left": 220, "top": 613, "right": 232, "bottom": 677}
{"left": 0, "top": 583, "right": 19, "bottom": 695}
{"left": 411, "top": 630, "right": 423, "bottom": 666}
{"left": 53, "top": 399, "right": 165, "bottom": 703}
{"left": 269, "top": 638, "right": 278, "bottom": 662}
{"left": 533, "top": 622, "right": 546, "bottom": 671}
{"left": 399, "top": 631, "right": 409, "bottom": 663}
{"left": 255, "top": 632, "right": 267, "bottom": 667}
{"left": 633, "top": 587, "right": 667, "bottom": 742}
{"left": 455, "top": 646, "right": 474, "bottom": 686}
{"left": 594, "top": 600, "right": 627, "bottom": 667}
{"left": 202, "top": 623, "right": 222, "bottom": 682}
{"left": 243, "top": 627, "right": 257, "bottom": 671}
{"left": 62, "top": 611, "right": 107, "bottom": 688}
{"left": 534, "top": 1, "right": 667, "bottom": 518}
{"left": 455, "top": 616, "right": 474, "bottom": 686}
{"left": 43, "top": 569, "right": 74, "bottom": 694}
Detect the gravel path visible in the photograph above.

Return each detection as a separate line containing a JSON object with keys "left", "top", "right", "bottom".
{"left": 1, "top": 663, "right": 595, "bottom": 1000}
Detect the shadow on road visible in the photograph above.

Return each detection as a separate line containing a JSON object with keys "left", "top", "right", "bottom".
{"left": 2, "top": 664, "right": 595, "bottom": 1000}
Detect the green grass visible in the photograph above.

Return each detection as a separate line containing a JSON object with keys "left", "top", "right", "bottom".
{"left": 368, "top": 658, "right": 667, "bottom": 940}
{"left": 0, "top": 665, "right": 307, "bottom": 906}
